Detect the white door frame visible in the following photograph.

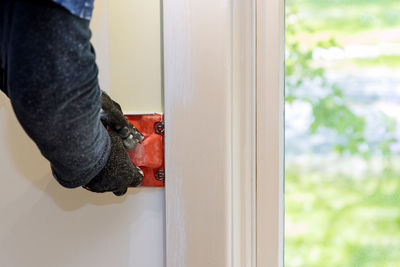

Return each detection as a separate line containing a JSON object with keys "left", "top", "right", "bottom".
{"left": 163, "top": 0, "right": 284, "bottom": 266}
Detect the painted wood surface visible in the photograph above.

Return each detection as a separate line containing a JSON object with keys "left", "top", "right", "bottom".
{"left": 164, "top": 0, "right": 284, "bottom": 266}
{"left": 256, "top": 0, "right": 285, "bottom": 266}
{"left": 163, "top": 1, "right": 232, "bottom": 266}
{"left": 231, "top": 0, "right": 257, "bottom": 266}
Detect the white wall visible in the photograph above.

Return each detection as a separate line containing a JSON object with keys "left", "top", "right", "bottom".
{"left": 108, "top": 0, "right": 163, "bottom": 113}
{"left": 0, "top": 1, "right": 165, "bottom": 266}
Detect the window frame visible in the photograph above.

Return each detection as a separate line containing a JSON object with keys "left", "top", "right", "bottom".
{"left": 163, "top": 0, "right": 284, "bottom": 266}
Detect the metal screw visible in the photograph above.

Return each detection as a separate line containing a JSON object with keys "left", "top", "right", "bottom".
{"left": 155, "top": 169, "right": 165, "bottom": 181}
{"left": 155, "top": 121, "right": 165, "bottom": 134}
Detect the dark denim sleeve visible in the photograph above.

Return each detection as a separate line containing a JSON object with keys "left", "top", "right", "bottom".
{"left": 51, "top": 0, "right": 94, "bottom": 20}
{"left": 0, "top": 0, "right": 110, "bottom": 188}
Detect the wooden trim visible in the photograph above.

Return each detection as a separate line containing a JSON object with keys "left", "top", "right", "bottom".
{"left": 231, "top": 0, "right": 257, "bottom": 266}
{"left": 163, "top": 1, "right": 233, "bottom": 266}
{"left": 163, "top": 0, "right": 284, "bottom": 266}
{"left": 256, "top": 0, "right": 285, "bottom": 266}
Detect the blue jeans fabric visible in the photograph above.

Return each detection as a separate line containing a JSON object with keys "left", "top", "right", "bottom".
{"left": 0, "top": 0, "right": 110, "bottom": 188}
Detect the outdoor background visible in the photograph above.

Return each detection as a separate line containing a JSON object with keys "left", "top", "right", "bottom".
{"left": 285, "top": 0, "right": 400, "bottom": 266}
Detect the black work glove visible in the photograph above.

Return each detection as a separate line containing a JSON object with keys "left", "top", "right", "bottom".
{"left": 84, "top": 91, "right": 144, "bottom": 196}
{"left": 100, "top": 91, "right": 144, "bottom": 149}
{"left": 83, "top": 130, "right": 144, "bottom": 196}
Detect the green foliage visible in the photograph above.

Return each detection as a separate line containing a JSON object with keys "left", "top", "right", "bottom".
{"left": 285, "top": 1, "right": 400, "bottom": 266}
{"left": 340, "top": 56, "right": 400, "bottom": 68}
{"left": 287, "top": 0, "right": 400, "bottom": 36}
{"left": 285, "top": 5, "right": 397, "bottom": 157}
{"left": 285, "top": 165, "right": 400, "bottom": 267}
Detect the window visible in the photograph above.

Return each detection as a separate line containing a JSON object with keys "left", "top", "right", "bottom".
{"left": 285, "top": 0, "right": 400, "bottom": 266}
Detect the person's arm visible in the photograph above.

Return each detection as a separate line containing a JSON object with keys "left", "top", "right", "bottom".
{"left": 2, "top": 0, "right": 142, "bottom": 195}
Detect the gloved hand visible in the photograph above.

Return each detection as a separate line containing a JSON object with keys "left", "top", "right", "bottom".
{"left": 100, "top": 91, "right": 144, "bottom": 149}
{"left": 83, "top": 91, "right": 144, "bottom": 196}
{"left": 83, "top": 130, "right": 144, "bottom": 196}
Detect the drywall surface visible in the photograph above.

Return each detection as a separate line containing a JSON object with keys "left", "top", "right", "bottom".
{"left": 109, "top": 0, "right": 163, "bottom": 114}
{"left": 0, "top": 1, "right": 165, "bottom": 266}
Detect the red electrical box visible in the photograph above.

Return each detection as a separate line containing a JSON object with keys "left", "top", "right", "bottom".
{"left": 125, "top": 114, "right": 165, "bottom": 187}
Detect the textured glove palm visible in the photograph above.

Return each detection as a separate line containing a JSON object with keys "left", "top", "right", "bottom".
{"left": 83, "top": 130, "right": 143, "bottom": 196}
{"left": 100, "top": 92, "right": 144, "bottom": 149}
{"left": 83, "top": 92, "right": 144, "bottom": 196}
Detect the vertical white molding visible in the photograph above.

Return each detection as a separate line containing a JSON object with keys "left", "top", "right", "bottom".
{"left": 256, "top": 0, "right": 285, "bottom": 266}
{"left": 164, "top": 0, "right": 284, "bottom": 266}
{"left": 163, "top": 1, "right": 232, "bottom": 267}
{"left": 231, "top": 0, "right": 256, "bottom": 267}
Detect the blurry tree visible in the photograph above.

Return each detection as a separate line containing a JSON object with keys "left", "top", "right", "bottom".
{"left": 285, "top": 4, "right": 397, "bottom": 158}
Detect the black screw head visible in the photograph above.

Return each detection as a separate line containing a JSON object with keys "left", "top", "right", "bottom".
{"left": 155, "top": 122, "right": 165, "bottom": 134}
{"left": 155, "top": 169, "right": 165, "bottom": 181}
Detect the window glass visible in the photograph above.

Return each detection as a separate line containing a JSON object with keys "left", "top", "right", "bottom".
{"left": 285, "top": 0, "right": 400, "bottom": 265}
